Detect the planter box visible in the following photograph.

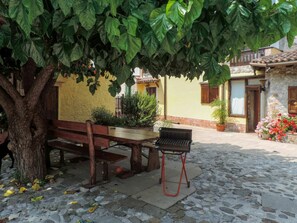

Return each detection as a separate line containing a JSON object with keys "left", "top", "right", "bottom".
{"left": 286, "top": 133, "right": 297, "bottom": 144}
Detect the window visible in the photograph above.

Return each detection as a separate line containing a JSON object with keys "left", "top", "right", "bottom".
{"left": 288, "top": 86, "right": 297, "bottom": 114}
{"left": 230, "top": 80, "right": 245, "bottom": 116}
{"left": 201, "top": 84, "right": 219, "bottom": 104}
{"left": 146, "top": 87, "right": 156, "bottom": 96}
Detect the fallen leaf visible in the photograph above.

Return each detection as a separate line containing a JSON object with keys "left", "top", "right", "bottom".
{"left": 88, "top": 203, "right": 98, "bottom": 213}
{"left": 33, "top": 179, "right": 41, "bottom": 184}
{"left": 69, "top": 201, "right": 78, "bottom": 205}
{"left": 64, "top": 190, "right": 78, "bottom": 195}
{"left": 19, "top": 187, "right": 27, "bottom": 193}
{"left": 31, "top": 196, "right": 44, "bottom": 202}
{"left": 3, "top": 189, "right": 14, "bottom": 197}
{"left": 0, "top": 184, "right": 4, "bottom": 189}
{"left": 31, "top": 183, "right": 40, "bottom": 191}
{"left": 9, "top": 178, "right": 17, "bottom": 183}
{"left": 45, "top": 175, "right": 54, "bottom": 180}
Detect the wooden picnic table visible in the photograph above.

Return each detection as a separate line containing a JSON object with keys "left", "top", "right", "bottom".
{"left": 97, "top": 126, "right": 159, "bottom": 173}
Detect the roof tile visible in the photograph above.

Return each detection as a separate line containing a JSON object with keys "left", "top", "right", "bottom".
{"left": 251, "top": 50, "right": 297, "bottom": 65}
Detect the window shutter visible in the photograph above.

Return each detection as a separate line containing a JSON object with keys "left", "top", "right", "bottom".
{"left": 209, "top": 87, "right": 219, "bottom": 102}
{"left": 288, "top": 86, "right": 297, "bottom": 114}
{"left": 201, "top": 84, "right": 210, "bottom": 103}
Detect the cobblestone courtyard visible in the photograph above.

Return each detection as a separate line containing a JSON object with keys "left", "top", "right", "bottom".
{"left": 1, "top": 126, "right": 297, "bottom": 223}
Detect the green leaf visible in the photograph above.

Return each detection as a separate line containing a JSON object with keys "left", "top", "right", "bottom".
{"left": 184, "top": 0, "right": 204, "bottom": 27}
{"left": 110, "top": 0, "right": 123, "bottom": 16}
{"left": 9, "top": 0, "right": 31, "bottom": 35}
{"left": 123, "top": 16, "right": 138, "bottom": 36}
{"left": 201, "top": 53, "right": 220, "bottom": 78}
{"left": 57, "top": 0, "right": 74, "bottom": 16}
{"left": 280, "top": 19, "right": 291, "bottom": 34}
{"left": 226, "top": 2, "right": 251, "bottom": 32}
{"left": 161, "top": 31, "right": 177, "bottom": 55}
{"left": 53, "top": 43, "right": 71, "bottom": 67}
{"left": 125, "top": 76, "right": 135, "bottom": 87}
{"left": 118, "top": 33, "right": 141, "bottom": 64}
{"left": 116, "top": 65, "right": 131, "bottom": 85}
{"left": 11, "top": 35, "right": 28, "bottom": 65}
{"left": 73, "top": 0, "right": 96, "bottom": 30}
{"left": 52, "top": 10, "right": 65, "bottom": 29}
{"left": 24, "top": 39, "right": 45, "bottom": 67}
{"left": 150, "top": 7, "right": 174, "bottom": 42}
{"left": 8, "top": 0, "right": 44, "bottom": 35}
{"left": 166, "top": 0, "right": 187, "bottom": 29}
{"left": 89, "top": 83, "right": 97, "bottom": 95}
{"left": 108, "top": 85, "right": 117, "bottom": 97}
{"left": 142, "top": 29, "right": 159, "bottom": 57}
{"left": 23, "top": 0, "right": 44, "bottom": 23}
{"left": 105, "top": 16, "right": 121, "bottom": 37}
{"left": 70, "top": 43, "right": 83, "bottom": 62}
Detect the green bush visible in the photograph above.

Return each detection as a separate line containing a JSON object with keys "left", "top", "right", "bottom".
{"left": 91, "top": 107, "right": 117, "bottom": 126}
{"left": 122, "top": 93, "right": 158, "bottom": 127}
{"left": 92, "top": 92, "right": 158, "bottom": 128}
{"left": 210, "top": 99, "right": 227, "bottom": 125}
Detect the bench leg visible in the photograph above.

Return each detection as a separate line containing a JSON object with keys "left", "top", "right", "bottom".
{"left": 59, "top": 150, "right": 65, "bottom": 165}
{"left": 102, "top": 162, "right": 109, "bottom": 181}
{"left": 45, "top": 147, "right": 51, "bottom": 169}
{"left": 131, "top": 144, "right": 142, "bottom": 173}
{"left": 147, "top": 148, "right": 160, "bottom": 172}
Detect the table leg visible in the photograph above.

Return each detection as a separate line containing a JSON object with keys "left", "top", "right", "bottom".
{"left": 147, "top": 148, "right": 160, "bottom": 171}
{"left": 131, "top": 144, "right": 142, "bottom": 173}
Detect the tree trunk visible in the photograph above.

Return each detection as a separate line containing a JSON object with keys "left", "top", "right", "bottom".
{"left": 0, "top": 63, "right": 55, "bottom": 182}
{"left": 8, "top": 105, "right": 47, "bottom": 182}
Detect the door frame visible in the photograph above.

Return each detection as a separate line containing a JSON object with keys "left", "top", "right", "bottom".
{"left": 245, "top": 85, "right": 261, "bottom": 132}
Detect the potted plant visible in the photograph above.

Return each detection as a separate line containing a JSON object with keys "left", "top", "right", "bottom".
{"left": 210, "top": 99, "right": 228, "bottom": 132}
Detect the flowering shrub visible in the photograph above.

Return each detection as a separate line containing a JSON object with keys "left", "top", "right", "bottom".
{"left": 255, "top": 113, "right": 297, "bottom": 142}
{"left": 255, "top": 116, "right": 273, "bottom": 138}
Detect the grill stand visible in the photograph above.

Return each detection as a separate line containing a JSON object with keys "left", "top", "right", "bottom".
{"left": 159, "top": 151, "right": 190, "bottom": 197}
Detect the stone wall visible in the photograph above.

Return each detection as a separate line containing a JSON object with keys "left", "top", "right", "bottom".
{"left": 266, "top": 65, "right": 297, "bottom": 117}
{"left": 230, "top": 65, "right": 253, "bottom": 74}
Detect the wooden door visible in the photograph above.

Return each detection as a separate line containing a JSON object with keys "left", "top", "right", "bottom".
{"left": 246, "top": 86, "right": 260, "bottom": 132}
{"left": 45, "top": 86, "right": 59, "bottom": 120}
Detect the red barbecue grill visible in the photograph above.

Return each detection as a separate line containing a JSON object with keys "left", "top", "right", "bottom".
{"left": 155, "top": 127, "right": 192, "bottom": 197}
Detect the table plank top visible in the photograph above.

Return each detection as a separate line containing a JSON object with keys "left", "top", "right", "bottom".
{"left": 94, "top": 127, "right": 159, "bottom": 144}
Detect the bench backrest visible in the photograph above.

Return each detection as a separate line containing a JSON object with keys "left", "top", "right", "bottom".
{"left": 48, "top": 119, "right": 110, "bottom": 148}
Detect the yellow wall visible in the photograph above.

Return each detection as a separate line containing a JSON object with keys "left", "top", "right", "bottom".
{"left": 57, "top": 75, "right": 115, "bottom": 122}
{"left": 136, "top": 75, "right": 248, "bottom": 128}
{"left": 160, "top": 76, "right": 215, "bottom": 121}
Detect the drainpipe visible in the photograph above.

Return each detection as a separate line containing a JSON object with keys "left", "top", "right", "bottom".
{"left": 260, "top": 91, "right": 265, "bottom": 119}
{"left": 164, "top": 76, "right": 167, "bottom": 120}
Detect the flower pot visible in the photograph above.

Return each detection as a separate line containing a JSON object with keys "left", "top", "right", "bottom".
{"left": 260, "top": 133, "right": 270, "bottom": 140}
{"left": 216, "top": 124, "right": 225, "bottom": 132}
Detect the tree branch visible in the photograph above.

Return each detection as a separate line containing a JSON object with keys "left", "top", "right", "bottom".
{"left": 25, "top": 64, "right": 55, "bottom": 110}
{"left": 0, "top": 75, "right": 22, "bottom": 103}
{"left": 0, "top": 87, "right": 15, "bottom": 117}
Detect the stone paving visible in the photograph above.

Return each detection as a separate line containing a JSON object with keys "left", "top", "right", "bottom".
{"left": 1, "top": 126, "right": 297, "bottom": 223}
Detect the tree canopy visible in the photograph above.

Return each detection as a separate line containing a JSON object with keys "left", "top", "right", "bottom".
{"left": 1, "top": 0, "right": 297, "bottom": 96}
{"left": 1, "top": 0, "right": 297, "bottom": 182}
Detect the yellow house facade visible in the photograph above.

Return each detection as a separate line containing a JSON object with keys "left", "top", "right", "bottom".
{"left": 136, "top": 47, "right": 281, "bottom": 132}
{"left": 53, "top": 75, "right": 115, "bottom": 122}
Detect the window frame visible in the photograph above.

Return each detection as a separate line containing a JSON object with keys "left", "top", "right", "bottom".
{"left": 288, "top": 86, "right": 297, "bottom": 114}
{"left": 228, "top": 79, "right": 246, "bottom": 118}
{"left": 200, "top": 83, "right": 219, "bottom": 104}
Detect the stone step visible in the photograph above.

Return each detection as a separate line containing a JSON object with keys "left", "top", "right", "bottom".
{"left": 262, "top": 193, "right": 297, "bottom": 214}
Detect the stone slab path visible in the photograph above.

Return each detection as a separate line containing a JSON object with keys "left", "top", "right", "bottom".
{"left": 1, "top": 125, "right": 297, "bottom": 223}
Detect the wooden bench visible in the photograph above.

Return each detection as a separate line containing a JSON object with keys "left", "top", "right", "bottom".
{"left": 141, "top": 141, "right": 160, "bottom": 171}
{"left": 46, "top": 119, "right": 127, "bottom": 186}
